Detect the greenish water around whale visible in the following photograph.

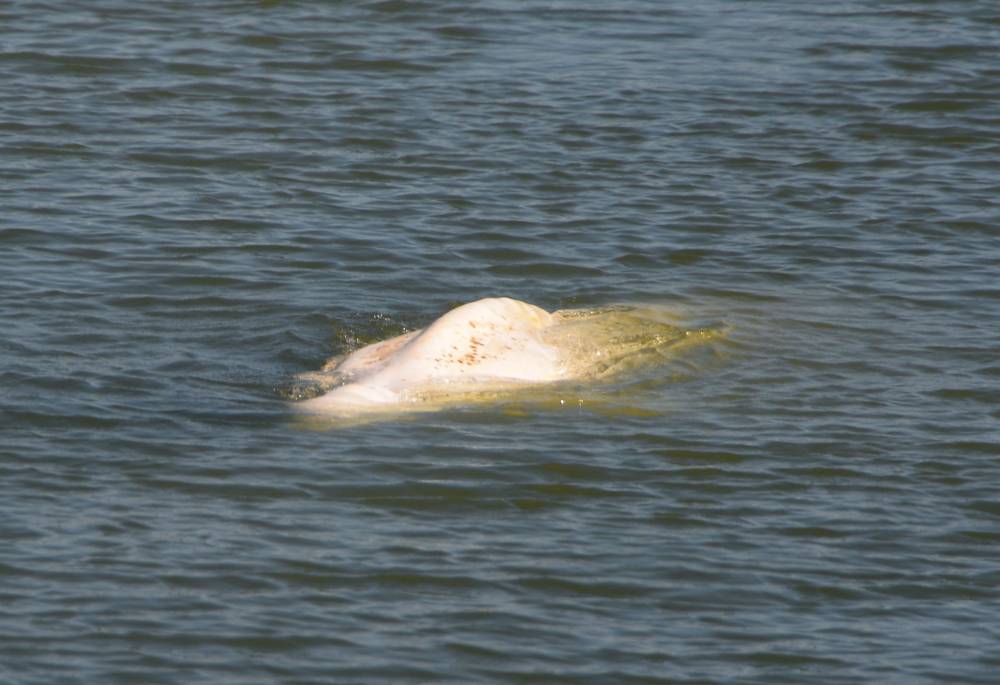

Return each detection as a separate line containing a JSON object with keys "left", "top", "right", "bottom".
{"left": 2, "top": 1, "right": 998, "bottom": 683}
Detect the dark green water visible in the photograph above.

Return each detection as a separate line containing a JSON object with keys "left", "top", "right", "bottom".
{"left": 2, "top": 1, "right": 998, "bottom": 683}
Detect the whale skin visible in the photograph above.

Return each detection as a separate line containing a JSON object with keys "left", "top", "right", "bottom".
{"left": 295, "top": 296, "right": 713, "bottom": 418}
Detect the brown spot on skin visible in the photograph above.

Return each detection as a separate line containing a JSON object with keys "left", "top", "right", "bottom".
{"left": 469, "top": 321, "right": 477, "bottom": 328}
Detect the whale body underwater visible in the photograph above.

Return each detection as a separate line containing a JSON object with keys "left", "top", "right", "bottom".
{"left": 295, "top": 297, "right": 721, "bottom": 418}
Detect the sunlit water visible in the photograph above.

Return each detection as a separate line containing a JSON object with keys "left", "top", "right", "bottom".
{"left": 2, "top": 1, "right": 998, "bottom": 683}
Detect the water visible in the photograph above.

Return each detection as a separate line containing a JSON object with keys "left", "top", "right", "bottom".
{"left": 2, "top": 0, "right": 998, "bottom": 683}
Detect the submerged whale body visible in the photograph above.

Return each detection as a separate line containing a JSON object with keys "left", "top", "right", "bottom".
{"left": 296, "top": 297, "right": 716, "bottom": 417}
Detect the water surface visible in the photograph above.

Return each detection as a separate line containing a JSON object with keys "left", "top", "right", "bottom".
{"left": 2, "top": 1, "right": 999, "bottom": 683}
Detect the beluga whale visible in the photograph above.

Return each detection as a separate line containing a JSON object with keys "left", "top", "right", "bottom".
{"left": 293, "top": 297, "right": 723, "bottom": 421}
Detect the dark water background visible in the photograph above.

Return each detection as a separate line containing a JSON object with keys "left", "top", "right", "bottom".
{"left": 2, "top": 1, "right": 999, "bottom": 683}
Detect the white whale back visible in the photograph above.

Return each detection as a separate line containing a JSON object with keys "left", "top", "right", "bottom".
{"left": 294, "top": 297, "right": 721, "bottom": 418}
{"left": 299, "top": 298, "right": 563, "bottom": 413}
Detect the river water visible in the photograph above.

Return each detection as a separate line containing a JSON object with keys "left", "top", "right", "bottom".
{"left": 2, "top": 1, "right": 998, "bottom": 683}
